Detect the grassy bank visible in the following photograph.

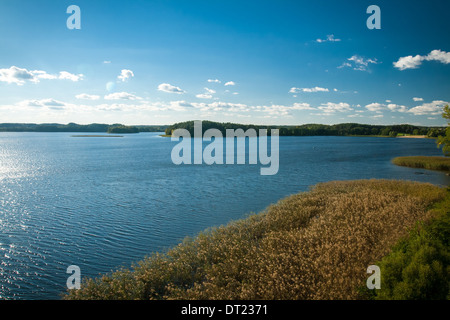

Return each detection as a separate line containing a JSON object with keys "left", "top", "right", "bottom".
{"left": 392, "top": 156, "right": 450, "bottom": 172}
{"left": 63, "top": 179, "right": 448, "bottom": 300}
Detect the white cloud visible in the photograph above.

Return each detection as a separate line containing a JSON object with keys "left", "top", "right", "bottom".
{"left": 387, "top": 103, "right": 407, "bottom": 113}
{"left": 301, "top": 86, "right": 329, "bottom": 93}
{"left": 290, "top": 86, "right": 330, "bottom": 93}
{"left": 76, "top": 93, "right": 100, "bottom": 100}
{"left": 104, "top": 92, "right": 142, "bottom": 100}
{"left": 207, "top": 79, "right": 221, "bottom": 83}
{"left": 41, "top": 99, "right": 67, "bottom": 107}
{"left": 394, "top": 50, "right": 450, "bottom": 70}
{"left": 261, "top": 105, "right": 293, "bottom": 116}
{"left": 292, "top": 102, "right": 314, "bottom": 110}
{"left": 117, "top": 69, "right": 134, "bottom": 82}
{"left": 167, "top": 101, "right": 194, "bottom": 111}
{"left": 97, "top": 101, "right": 193, "bottom": 112}
{"left": 426, "top": 49, "right": 450, "bottom": 64}
{"left": 224, "top": 81, "right": 235, "bottom": 86}
{"left": 59, "top": 71, "right": 83, "bottom": 82}
{"left": 189, "top": 101, "right": 252, "bottom": 114}
{"left": 365, "top": 103, "right": 385, "bottom": 112}
{"left": 393, "top": 55, "right": 423, "bottom": 70}
{"left": 0, "top": 66, "right": 36, "bottom": 85}
{"left": 204, "top": 101, "right": 247, "bottom": 112}
{"left": 88, "top": 100, "right": 195, "bottom": 113}
{"left": 32, "top": 70, "right": 58, "bottom": 80}
{"left": 204, "top": 87, "right": 216, "bottom": 94}
{"left": 249, "top": 103, "right": 314, "bottom": 116}
{"left": 157, "top": 83, "right": 186, "bottom": 94}
{"left": 95, "top": 103, "right": 132, "bottom": 112}
{"left": 316, "top": 34, "right": 341, "bottom": 43}
{"left": 408, "top": 100, "right": 449, "bottom": 115}
{"left": 349, "top": 55, "right": 378, "bottom": 66}
{"left": 339, "top": 55, "right": 378, "bottom": 71}
{"left": 318, "top": 102, "right": 352, "bottom": 113}
{"left": 413, "top": 97, "right": 424, "bottom": 102}
{"left": 103, "top": 61, "right": 111, "bottom": 64}
{"left": 0, "top": 66, "right": 83, "bottom": 85}
{"left": 17, "top": 98, "right": 67, "bottom": 109}
{"left": 196, "top": 93, "right": 213, "bottom": 99}
{"left": 196, "top": 87, "right": 216, "bottom": 99}
{"left": 366, "top": 102, "right": 407, "bottom": 113}
{"left": 365, "top": 100, "right": 448, "bottom": 116}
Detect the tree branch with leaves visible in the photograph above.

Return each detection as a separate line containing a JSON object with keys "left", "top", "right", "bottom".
{"left": 437, "top": 105, "right": 450, "bottom": 156}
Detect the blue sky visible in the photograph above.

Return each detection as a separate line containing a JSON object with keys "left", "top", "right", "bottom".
{"left": 0, "top": 0, "right": 449, "bottom": 126}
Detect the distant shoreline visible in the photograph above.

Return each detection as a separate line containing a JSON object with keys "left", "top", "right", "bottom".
{"left": 397, "top": 135, "right": 428, "bottom": 139}
{"left": 0, "top": 122, "right": 444, "bottom": 138}
{"left": 71, "top": 135, "right": 123, "bottom": 138}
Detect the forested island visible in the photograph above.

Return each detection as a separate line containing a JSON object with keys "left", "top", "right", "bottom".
{"left": 107, "top": 125, "right": 139, "bottom": 134}
{"left": 164, "top": 120, "right": 445, "bottom": 138}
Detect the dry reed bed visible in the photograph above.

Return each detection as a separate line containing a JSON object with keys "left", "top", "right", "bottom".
{"left": 392, "top": 156, "right": 450, "bottom": 172}
{"left": 64, "top": 179, "right": 446, "bottom": 300}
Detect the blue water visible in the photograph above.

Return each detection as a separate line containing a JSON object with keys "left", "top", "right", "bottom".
{"left": 0, "top": 132, "right": 449, "bottom": 299}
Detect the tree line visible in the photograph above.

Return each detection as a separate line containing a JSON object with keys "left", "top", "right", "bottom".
{"left": 164, "top": 121, "right": 445, "bottom": 138}
{"left": 0, "top": 121, "right": 445, "bottom": 138}
{"left": 0, "top": 123, "right": 168, "bottom": 133}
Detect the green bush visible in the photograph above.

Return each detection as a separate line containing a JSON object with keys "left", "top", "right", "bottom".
{"left": 374, "top": 193, "right": 450, "bottom": 300}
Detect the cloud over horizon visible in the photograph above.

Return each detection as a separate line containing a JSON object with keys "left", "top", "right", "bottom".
{"left": 408, "top": 100, "right": 449, "bottom": 115}
{"left": 365, "top": 100, "right": 448, "bottom": 115}
{"left": 104, "top": 91, "right": 142, "bottom": 100}
{"left": 75, "top": 93, "right": 100, "bottom": 100}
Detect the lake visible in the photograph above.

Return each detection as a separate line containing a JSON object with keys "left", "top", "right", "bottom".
{"left": 0, "top": 132, "right": 449, "bottom": 299}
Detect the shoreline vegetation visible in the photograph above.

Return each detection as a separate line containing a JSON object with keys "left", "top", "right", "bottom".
{"left": 63, "top": 179, "right": 450, "bottom": 300}
{"left": 0, "top": 121, "right": 445, "bottom": 138}
{"left": 392, "top": 156, "right": 450, "bottom": 172}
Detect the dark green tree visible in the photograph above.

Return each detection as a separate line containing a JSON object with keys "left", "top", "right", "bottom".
{"left": 389, "top": 131, "right": 398, "bottom": 137}
{"left": 437, "top": 105, "right": 450, "bottom": 156}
